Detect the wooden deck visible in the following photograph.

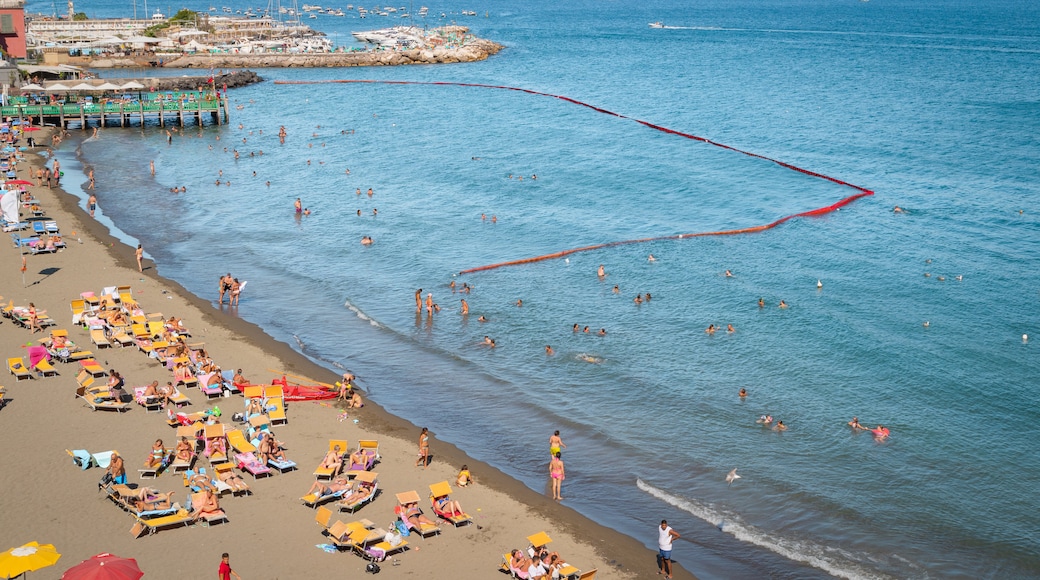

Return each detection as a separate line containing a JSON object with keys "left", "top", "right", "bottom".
{"left": 0, "top": 97, "right": 229, "bottom": 129}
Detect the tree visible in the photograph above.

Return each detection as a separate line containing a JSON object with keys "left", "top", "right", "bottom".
{"left": 72, "top": 12, "right": 88, "bottom": 20}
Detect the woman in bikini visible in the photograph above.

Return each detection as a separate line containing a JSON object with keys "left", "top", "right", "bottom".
{"left": 175, "top": 437, "right": 193, "bottom": 463}
{"left": 416, "top": 427, "right": 430, "bottom": 469}
{"left": 145, "top": 439, "right": 168, "bottom": 469}
{"left": 549, "top": 452, "right": 565, "bottom": 500}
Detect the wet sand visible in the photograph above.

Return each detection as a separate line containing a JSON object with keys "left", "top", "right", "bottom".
{"left": 0, "top": 128, "right": 695, "bottom": 579}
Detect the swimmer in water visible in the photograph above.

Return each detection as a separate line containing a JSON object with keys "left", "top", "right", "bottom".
{"left": 645, "top": 293, "right": 652, "bottom": 302}
{"left": 573, "top": 324, "right": 580, "bottom": 332}
{"left": 578, "top": 353, "right": 602, "bottom": 364}
{"left": 648, "top": 254, "right": 656, "bottom": 262}
{"left": 893, "top": 206, "right": 903, "bottom": 213}
{"left": 478, "top": 315, "right": 487, "bottom": 322}
{"left": 613, "top": 285, "right": 619, "bottom": 294}
{"left": 758, "top": 298, "right": 765, "bottom": 308}
{"left": 597, "top": 328, "right": 606, "bottom": 336}
{"left": 871, "top": 425, "right": 890, "bottom": 440}
{"left": 545, "top": 345, "right": 554, "bottom": 356}
{"left": 516, "top": 299, "right": 523, "bottom": 307}
{"left": 756, "top": 415, "right": 773, "bottom": 425}
{"left": 779, "top": 300, "right": 788, "bottom": 309}
{"left": 634, "top": 295, "right": 643, "bottom": 305}
{"left": 848, "top": 417, "right": 866, "bottom": 430}
{"left": 597, "top": 264, "right": 605, "bottom": 278}
{"left": 705, "top": 324, "right": 716, "bottom": 335}
{"left": 773, "top": 421, "right": 787, "bottom": 432}
{"left": 583, "top": 326, "right": 590, "bottom": 334}
{"left": 725, "top": 270, "right": 733, "bottom": 277}
{"left": 739, "top": 388, "right": 747, "bottom": 398}
{"left": 727, "top": 324, "right": 735, "bottom": 333}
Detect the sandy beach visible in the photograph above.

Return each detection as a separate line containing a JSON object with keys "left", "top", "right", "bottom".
{"left": 0, "top": 128, "right": 694, "bottom": 579}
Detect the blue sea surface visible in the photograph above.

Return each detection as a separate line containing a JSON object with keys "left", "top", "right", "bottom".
{"left": 36, "top": 0, "right": 1040, "bottom": 577}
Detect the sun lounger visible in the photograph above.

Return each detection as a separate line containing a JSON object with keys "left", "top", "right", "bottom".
{"left": 203, "top": 423, "right": 228, "bottom": 463}
{"left": 90, "top": 328, "right": 112, "bottom": 349}
{"left": 133, "top": 386, "right": 163, "bottom": 413}
{"left": 226, "top": 429, "right": 257, "bottom": 454}
{"left": 186, "top": 491, "right": 228, "bottom": 525}
{"left": 339, "top": 471, "right": 378, "bottom": 513}
{"left": 168, "top": 387, "right": 190, "bottom": 408}
{"left": 301, "top": 487, "right": 348, "bottom": 508}
{"left": 197, "top": 372, "right": 224, "bottom": 399}
{"left": 213, "top": 462, "right": 250, "bottom": 495}
{"left": 130, "top": 508, "right": 192, "bottom": 538}
{"left": 8, "top": 357, "right": 32, "bottom": 381}
{"left": 429, "top": 481, "right": 472, "bottom": 527}
{"left": 576, "top": 569, "right": 597, "bottom": 579}
{"left": 396, "top": 490, "right": 441, "bottom": 539}
{"left": 110, "top": 329, "right": 135, "bottom": 347}
{"left": 314, "top": 439, "right": 349, "bottom": 480}
{"left": 234, "top": 452, "right": 272, "bottom": 479}
{"left": 183, "top": 468, "right": 232, "bottom": 495}
{"left": 268, "top": 457, "right": 297, "bottom": 473}
{"left": 67, "top": 449, "right": 95, "bottom": 469}
{"left": 79, "top": 359, "right": 107, "bottom": 377}
{"left": 78, "top": 389, "right": 130, "bottom": 412}
{"left": 503, "top": 553, "right": 529, "bottom": 579}
{"left": 32, "top": 358, "right": 58, "bottom": 377}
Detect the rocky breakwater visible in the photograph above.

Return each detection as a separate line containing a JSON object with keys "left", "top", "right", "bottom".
{"left": 112, "top": 38, "right": 503, "bottom": 69}
{"left": 150, "top": 70, "right": 263, "bottom": 91}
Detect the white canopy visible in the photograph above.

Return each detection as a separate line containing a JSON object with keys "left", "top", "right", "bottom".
{"left": 19, "top": 83, "right": 45, "bottom": 91}
{"left": 120, "top": 81, "right": 145, "bottom": 90}
{"left": 70, "top": 82, "right": 98, "bottom": 91}
{"left": 171, "top": 29, "right": 209, "bottom": 37}
{"left": 1, "top": 189, "right": 19, "bottom": 225}
{"left": 44, "top": 83, "right": 70, "bottom": 91}
{"left": 95, "top": 82, "right": 122, "bottom": 91}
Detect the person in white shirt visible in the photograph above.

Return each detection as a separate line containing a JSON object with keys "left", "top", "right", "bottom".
{"left": 657, "top": 519, "right": 681, "bottom": 578}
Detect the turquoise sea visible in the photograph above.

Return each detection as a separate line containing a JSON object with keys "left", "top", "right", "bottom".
{"left": 33, "top": 0, "right": 1040, "bottom": 577}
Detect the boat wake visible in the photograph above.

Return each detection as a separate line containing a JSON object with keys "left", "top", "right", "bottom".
{"left": 635, "top": 479, "right": 897, "bottom": 580}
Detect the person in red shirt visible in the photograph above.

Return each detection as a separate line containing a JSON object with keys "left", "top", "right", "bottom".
{"left": 218, "top": 553, "right": 241, "bottom": 580}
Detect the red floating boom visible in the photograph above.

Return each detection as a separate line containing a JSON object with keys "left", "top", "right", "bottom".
{"left": 274, "top": 79, "right": 875, "bottom": 274}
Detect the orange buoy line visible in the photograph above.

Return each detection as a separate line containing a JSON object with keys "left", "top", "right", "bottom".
{"left": 274, "top": 79, "right": 875, "bottom": 274}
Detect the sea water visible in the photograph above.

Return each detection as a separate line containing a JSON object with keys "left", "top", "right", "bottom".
{"left": 37, "top": 0, "right": 1040, "bottom": 577}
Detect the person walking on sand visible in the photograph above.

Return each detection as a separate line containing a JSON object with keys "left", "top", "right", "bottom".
{"left": 657, "top": 520, "right": 680, "bottom": 578}
{"left": 550, "top": 452, "right": 565, "bottom": 500}
{"left": 136, "top": 244, "right": 144, "bottom": 272}
{"left": 416, "top": 427, "right": 430, "bottom": 469}
{"left": 218, "top": 552, "right": 242, "bottom": 580}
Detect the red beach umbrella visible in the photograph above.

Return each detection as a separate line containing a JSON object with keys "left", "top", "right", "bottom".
{"left": 6, "top": 180, "right": 33, "bottom": 185}
{"left": 61, "top": 553, "right": 143, "bottom": 580}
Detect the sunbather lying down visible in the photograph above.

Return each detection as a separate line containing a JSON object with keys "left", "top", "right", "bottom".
{"left": 217, "top": 468, "right": 249, "bottom": 493}
{"left": 342, "top": 480, "right": 375, "bottom": 505}
{"left": 307, "top": 477, "right": 350, "bottom": 497}
{"left": 131, "top": 488, "right": 175, "bottom": 511}
{"left": 401, "top": 502, "right": 437, "bottom": 527}
{"left": 434, "top": 495, "right": 465, "bottom": 517}
{"left": 190, "top": 489, "right": 221, "bottom": 521}
{"left": 189, "top": 473, "right": 218, "bottom": 493}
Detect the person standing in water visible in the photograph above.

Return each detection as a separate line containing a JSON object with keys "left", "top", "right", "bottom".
{"left": 549, "top": 431, "right": 566, "bottom": 456}
{"left": 549, "top": 452, "right": 565, "bottom": 500}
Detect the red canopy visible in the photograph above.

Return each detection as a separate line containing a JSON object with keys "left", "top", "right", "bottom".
{"left": 62, "top": 553, "right": 143, "bottom": 580}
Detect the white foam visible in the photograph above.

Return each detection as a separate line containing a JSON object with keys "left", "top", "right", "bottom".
{"left": 344, "top": 300, "right": 382, "bottom": 328}
{"left": 636, "top": 479, "right": 894, "bottom": 580}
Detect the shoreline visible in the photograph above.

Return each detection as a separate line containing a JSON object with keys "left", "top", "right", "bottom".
{"left": 0, "top": 127, "right": 695, "bottom": 578}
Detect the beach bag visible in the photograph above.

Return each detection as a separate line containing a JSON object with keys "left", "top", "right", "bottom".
{"left": 365, "top": 562, "right": 381, "bottom": 573}
{"left": 394, "top": 521, "right": 409, "bottom": 537}
{"left": 385, "top": 528, "right": 404, "bottom": 546}
{"left": 100, "top": 472, "right": 113, "bottom": 486}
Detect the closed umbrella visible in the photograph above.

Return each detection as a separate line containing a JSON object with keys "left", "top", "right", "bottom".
{"left": 6, "top": 180, "right": 33, "bottom": 185}
{"left": 0, "top": 542, "right": 62, "bottom": 578}
{"left": 61, "top": 553, "right": 143, "bottom": 580}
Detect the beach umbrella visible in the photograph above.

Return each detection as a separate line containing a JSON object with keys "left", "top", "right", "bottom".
{"left": 45, "top": 83, "right": 70, "bottom": 92}
{"left": 0, "top": 542, "right": 61, "bottom": 578}
{"left": 95, "top": 82, "right": 121, "bottom": 92}
{"left": 19, "top": 84, "right": 44, "bottom": 91}
{"left": 119, "top": 81, "right": 144, "bottom": 90}
{"left": 70, "top": 83, "right": 97, "bottom": 92}
{"left": 61, "top": 553, "right": 143, "bottom": 580}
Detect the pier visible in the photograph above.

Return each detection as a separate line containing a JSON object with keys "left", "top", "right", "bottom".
{"left": 1, "top": 91, "right": 230, "bottom": 129}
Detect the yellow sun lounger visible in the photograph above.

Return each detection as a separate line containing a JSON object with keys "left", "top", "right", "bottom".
{"left": 314, "top": 439, "right": 349, "bottom": 480}
{"left": 267, "top": 396, "right": 287, "bottom": 425}
{"left": 226, "top": 429, "right": 257, "bottom": 454}
{"left": 90, "top": 329, "right": 112, "bottom": 349}
{"left": 33, "top": 358, "right": 58, "bottom": 377}
{"left": 429, "top": 481, "right": 472, "bottom": 527}
{"left": 8, "top": 357, "right": 33, "bottom": 381}
{"left": 131, "top": 508, "right": 192, "bottom": 538}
